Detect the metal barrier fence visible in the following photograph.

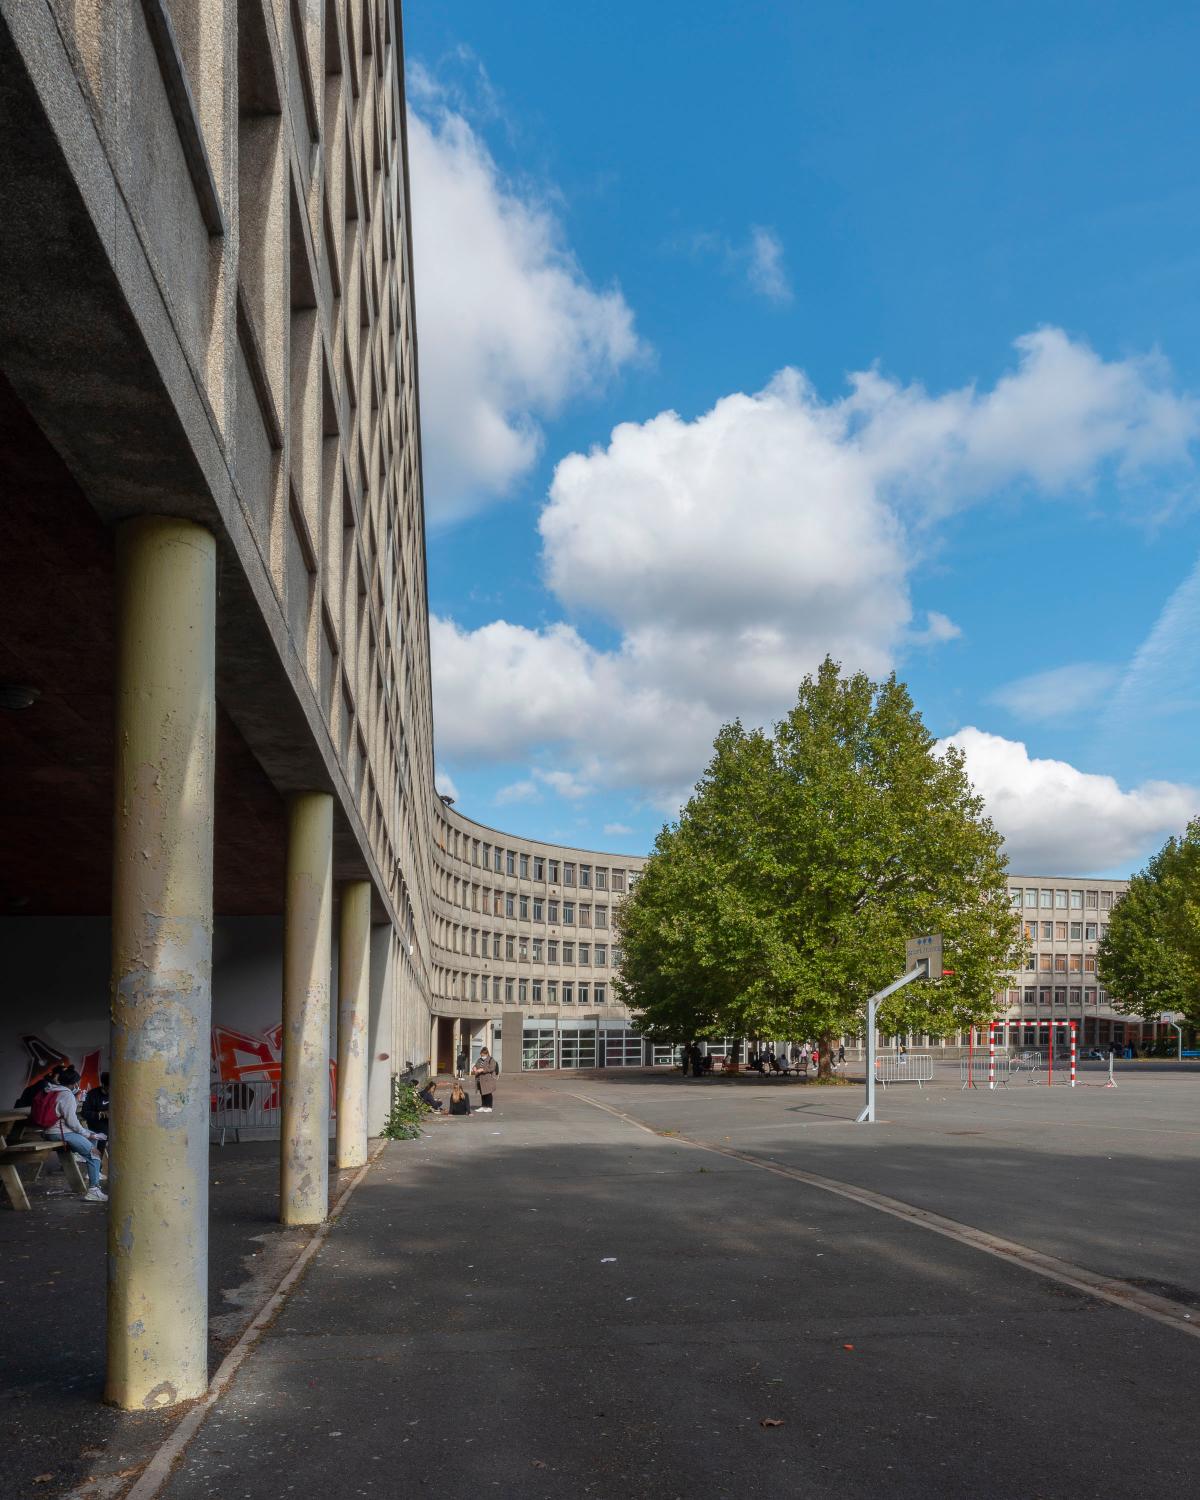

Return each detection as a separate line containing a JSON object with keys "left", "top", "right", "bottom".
{"left": 210, "top": 1079, "right": 281, "bottom": 1145}
{"left": 874, "top": 1053, "right": 933, "bottom": 1088}
{"left": 960, "top": 1056, "right": 1012, "bottom": 1089}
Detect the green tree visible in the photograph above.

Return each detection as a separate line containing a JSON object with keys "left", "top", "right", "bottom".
{"left": 1097, "top": 824, "right": 1200, "bottom": 1028}
{"left": 617, "top": 658, "right": 1022, "bottom": 1075}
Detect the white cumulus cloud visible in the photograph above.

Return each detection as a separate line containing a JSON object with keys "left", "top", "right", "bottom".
{"left": 434, "top": 331, "right": 1200, "bottom": 822}
{"left": 406, "top": 95, "right": 642, "bottom": 521}
{"left": 940, "top": 727, "right": 1198, "bottom": 872}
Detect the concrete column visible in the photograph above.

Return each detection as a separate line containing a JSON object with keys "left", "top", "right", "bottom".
{"left": 281, "top": 792, "right": 333, "bottom": 1224}
{"left": 106, "top": 517, "right": 216, "bottom": 1411}
{"left": 335, "top": 880, "right": 371, "bottom": 1169}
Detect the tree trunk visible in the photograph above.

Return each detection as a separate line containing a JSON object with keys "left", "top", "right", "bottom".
{"left": 817, "top": 1034, "right": 837, "bottom": 1081}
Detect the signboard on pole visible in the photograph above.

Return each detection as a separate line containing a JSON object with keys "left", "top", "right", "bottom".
{"left": 905, "top": 934, "right": 943, "bottom": 979}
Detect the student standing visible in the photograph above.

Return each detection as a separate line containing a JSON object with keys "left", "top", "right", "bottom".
{"left": 472, "top": 1048, "right": 498, "bottom": 1112}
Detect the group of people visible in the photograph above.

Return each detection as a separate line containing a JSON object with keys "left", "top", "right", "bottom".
{"left": 678, "top": 1042, "right": 848, "bottom": 1077}
{"left": 13, "top": 1066, "right": 110, "bottom": 1203}
{"left": 416, "top": 1047, "right": 499, "bottom": 1118}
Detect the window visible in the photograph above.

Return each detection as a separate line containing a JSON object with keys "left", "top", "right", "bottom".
{"left": 493, "top": 977, "right": 501, "bottom": 1002}
{"left": 548, "top": 900, "right": 559, "bottom": 923}
{"left": 1025, "top": 888, "right": 1037, "bottom": 907}
{"left": 1070, "top": 890, "right": 1083, "bottom": 908}
{"left": 594, "top": 982, "right": 606, "bottom": 1005}
{"left": 1024, "top": 988, "right": 1036, "bottom": 1007}
{"left": 1041, "top": 889, "right": 1053, "bottom": 907}
{"left": 1070, "top": 922, "right": 1082, "bottom": 941}
{"left": 612, "top": 945, "right": 622, "bottom": 967}
{"left": 1023, "top": 921, "right": 1037, "bottom": 942}
{"left": 471, "top": 930, "right": 478, "bottom": 955}
{"left": 1069, "top": 954, "right": 1081, "bottom": 972}
{"left": 506, "top": 936, "right": 515, "bottom": 960}
{"left": 559, "top": 1020, "right": 596, "bottom": 1067}
{"left": 519, "top": 937, "right": 529, "bottom": 962}
{"left": 612, "top": 870, "right": 626, "bottom": 893}
{"left": 505, "top": 978, "right": 514, "bottom": 1002}
{"left": 578, "top": 983, "right": 590, "bottom": 1006}
{"left": 548, "top": 940, "right": 558, "bottom": 963}
{"left": 506, "top": 894, "right": 515, "bottom": 918}
{"left": 580, "top": 864, "right": 591, "bottom": 888}
{"left": 519, "top": 979, "right": 528, "bottom": 1004}
{"left": 1055, "top": 922, "right": 1067, "bottom": 941}
{"left": 1100, "top": 923, "right": 1109, "bottom": 940}
{"left": 493, "top": 892, "right": 503, "bottom": 916}
{"left": 494, "top": 848, "right": 502, "bottom": 872}
{"left": 492, "top": 934, "right": 501, "bottom": 959}
{"left": 1025, "top": 953, "right": 1036, "bottom": 971}
{"left": 1085, "top": 987, "right": 1096, "bottom": 1005}
{"left": 563, "top": 862, "right": 576, "bottom": 886}
{"left": 521, "top": 1021, "right": 554, "bottom": 1070}
{"left": 549, "top": 859, "right": 560, "bottom": 882}
{"left": 1085, "top": 922, "right": 1097, "bottom": 941}
{"left": 579, "top": 904, "right": 591, "bottom": 927}
{"left": 563, "top": 901, "right": 575, "bottom": 924}
{"left": 1084, "top": 955, "right": 1096, "bottom": 972}
{"left": 533, "top": 937, "right": 543, "bottom": 962}
{"left": 1100, "top": 891, "right": 1113, "bottom": 911}
{"left": 562, "top": 941, "right": 575, "bottom": 963}
{"left": 482, "top": 843, "right": 491, "bottom": 868}
{"left": 578, "top": 944, "right": 590, "bottom": 965}
{"left": 603, "top": 1024, "right": 640, "bottom": 1066}
{"left": 533, "top": 899, "right": 544, "bottom": 922}
{"left": 506, "top": 850, "right": 516, "bottom": 875}
{"left": 470, "top": 974, "right": 477, "bottom": 1000}
{"left": 595, "top": 868, "right": 608, "bottom": 890}
{"left": 547, "top": 981, "right": 557, "bottom": 1004}
{"left": 1009, "top": 889, "right": 1022, "bottom": 909}
{"left": 534, "top": 857, "right": 544, "bottom": 881}
{"left": 595, "top": 906, "right": 608, "bottom": 928}
{"left": 1086, "top": 889, "right": 1098, "bottom": 908}
{"left": 1069, "top": 987, "right": 1081, "bottom": 1005}
{"left": 1055, "top": 890, "right": 1067, "bottom": 909}
{"left": 519, "top": 895, "right": 529, "bottom": 920}
{"left": 595, "top": 944, "right": 607, "bottom": 966}
{"left": 532, "top": 979, "right": 543, "bottom": 1004}
{"left": 562, "top": 982, "right": 573, "bottom": 1004}
{"left": 1039, "top": 988, "right": 1051, "bottom": 1007}
{"left": 1053, "top": 955, "right": 1067, "bottom": 972}
{"left": 1039, "top": 954, "right": 1052, "bottom": 971}
{"left": 1041, "top": 922, "right": 1052, "bottom": 940}
{"left": 1054, "top": 988, "right": 1067, "bottom": 1007}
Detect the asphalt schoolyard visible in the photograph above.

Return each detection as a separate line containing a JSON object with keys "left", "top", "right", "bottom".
{"left": 134, "top": 1065, "right": 1200, "bottom": 1500}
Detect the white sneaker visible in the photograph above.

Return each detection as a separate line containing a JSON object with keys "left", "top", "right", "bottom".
{"left": 480, "top": 1106, "right": 492, "bottom": 1113}
{"left": 83, "top": 1186, "right": 108, "bottom": 1203}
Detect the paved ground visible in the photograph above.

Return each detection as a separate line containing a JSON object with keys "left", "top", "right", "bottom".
{"left": 144, "top": 1071, "right": 1200, "bottom": 1500}
{"left": 0, "top": 1141, "right": 358, "bottom": 1500}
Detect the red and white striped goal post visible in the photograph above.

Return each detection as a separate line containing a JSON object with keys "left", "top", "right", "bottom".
{"left": 988, "top": 1018, "right": 1076, "bottom": 1090}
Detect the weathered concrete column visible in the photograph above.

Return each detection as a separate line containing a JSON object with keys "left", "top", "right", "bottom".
{"left": 335, "top": 880, "right": 371, "bottom": 1169}
{"left": 106, "top": 517, "right": 216, "bottom": 1411}
{"left": 281, "top": 792, "right": 333, "bottom": 1224}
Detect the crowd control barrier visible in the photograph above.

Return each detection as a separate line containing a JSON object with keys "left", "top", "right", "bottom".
{"left": 875, "top": 1053, "right": 933, "bottom": 1088}
{"left": 211, "top": 1079, "right": 281, "bottom": 1144}
{"left": 960, "top": 1056, "right": 1012, "bottom": 1089}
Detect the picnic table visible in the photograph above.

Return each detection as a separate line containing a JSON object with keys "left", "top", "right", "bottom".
{"left": 0, "top": 1107, "right": 87, "bottom": 1210}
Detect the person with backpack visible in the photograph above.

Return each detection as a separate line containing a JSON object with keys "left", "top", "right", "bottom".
{"left": 32, "top": 1066, "right": 106, "bottom": 1202}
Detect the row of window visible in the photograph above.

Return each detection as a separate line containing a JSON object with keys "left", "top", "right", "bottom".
{"left": 445, "top": 930, "right": 617, "bottom": 967}
{"left": 1020, "top": 920, "right": 1107, "bottom": 943}
{"left": 455, "top": 895, "right": 611, "bottom": 926}
{"left": 997, "top": 986, "right": 1111, "bottom": 1006}
{"left": 439, "top": 972, "right": 611, "bottom": 1006}
{"left": 436, "top": 826, "right": 635, "bottom": 893}
{"left": 1025, "top": 953, "right": 1097, "bottom": 973}
{"left": 1008, "top": 887, "right": 1118, "bottom": 911}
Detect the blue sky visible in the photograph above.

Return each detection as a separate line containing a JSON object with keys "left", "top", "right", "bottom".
{"left": 403, "top": 0, "right": 1200, "bottom": 874}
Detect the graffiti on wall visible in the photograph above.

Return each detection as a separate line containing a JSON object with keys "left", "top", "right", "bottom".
{"left": 15, "top": 1027, "right": 336, "bottom": 1112}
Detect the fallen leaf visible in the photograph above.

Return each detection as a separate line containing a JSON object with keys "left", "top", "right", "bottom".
{"left": 760, "top": 1419, "right": 784, "bottom": 1429}
{"left": 531, "top": 1460, "right": 547, "bottom": 1469}
{"left": 843, "top": 1343, "right": 855, "bottom": 1351}
{"left": 32, "top": 1477, "right": 54, "bottom": 1486}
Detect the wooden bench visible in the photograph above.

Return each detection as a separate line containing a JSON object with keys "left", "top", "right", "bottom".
{"left": 0, "top": 1109, "right": 90, "bottom": 1210}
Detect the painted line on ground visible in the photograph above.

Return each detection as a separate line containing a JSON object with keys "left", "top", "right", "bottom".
{"left": 116, "top": 1142, "right": 388, "bottom": 1500}
{"left": 567, "top": 1091, "right": 1200, "bottom": 1343}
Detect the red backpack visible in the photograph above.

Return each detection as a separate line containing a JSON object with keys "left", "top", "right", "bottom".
{"left": 29, "top": 1083, "right": 62, "bottom": 1132}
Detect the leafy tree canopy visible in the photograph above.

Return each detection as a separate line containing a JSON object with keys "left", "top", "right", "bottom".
{"left": 1098, "top": 822, "right": 1200, "bottom": 1027}
{"left": 616, "top": 658, "right": 1022, "bottom": 1065}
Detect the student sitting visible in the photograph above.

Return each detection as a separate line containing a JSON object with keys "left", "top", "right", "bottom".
{"left": 448, "top": 1082, "right": 471, "bottom": 1116}
{"left": 31, "top": 1066, "right": 107, "bottom": 1202}
{"left": 417, "top": 1079, "right": 444, "bottom": 1112}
